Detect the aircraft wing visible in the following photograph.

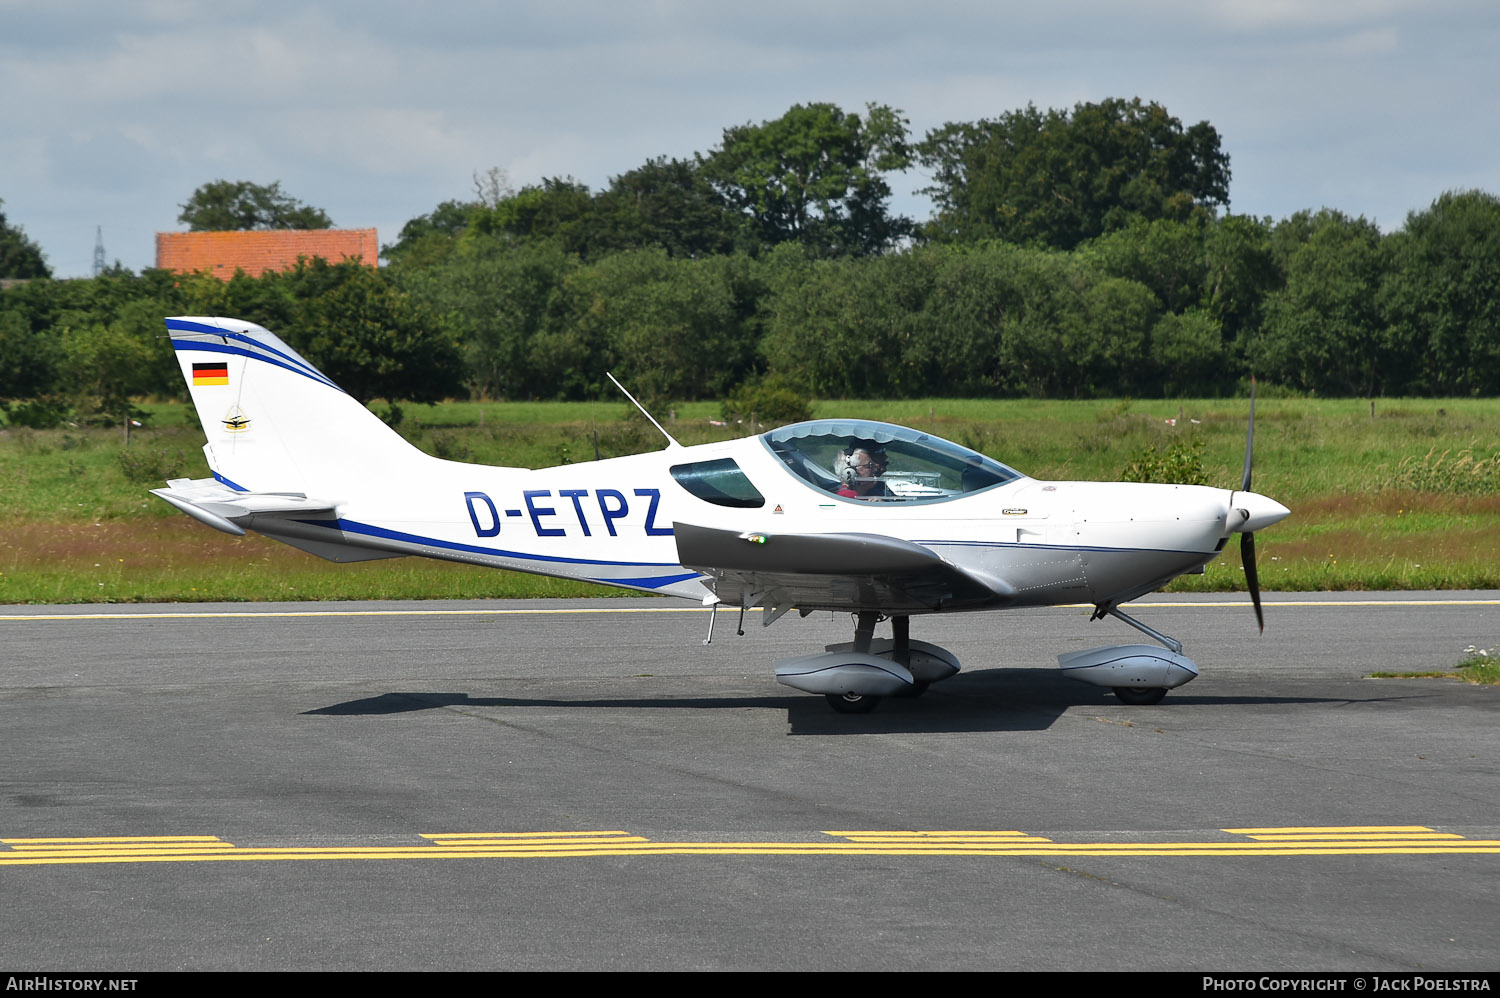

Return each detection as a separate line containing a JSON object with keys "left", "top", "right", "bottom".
{"left": 674, "top": 522, "right": 1013, "bottom": 614}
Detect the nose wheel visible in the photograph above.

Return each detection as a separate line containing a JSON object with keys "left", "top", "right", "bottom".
{"left": 826, "top": 693, "right": 881, "bottom": 714}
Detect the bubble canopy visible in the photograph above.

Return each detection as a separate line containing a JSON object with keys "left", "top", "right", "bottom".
{"left": 760, "top": 419, "right": 1025, "bottom": 502}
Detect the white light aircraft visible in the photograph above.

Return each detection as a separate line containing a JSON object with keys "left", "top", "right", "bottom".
{"left": 154, "top": 316, "right": 1290, "bottom": 713}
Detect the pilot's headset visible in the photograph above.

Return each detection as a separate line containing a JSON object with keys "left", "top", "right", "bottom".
{"left": 836, "top": 442, "right": 885, "bottom": 484}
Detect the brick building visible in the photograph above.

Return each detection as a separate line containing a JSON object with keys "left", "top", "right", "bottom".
{"left": 155, "top": 228, "right": 379, "bottom": 279}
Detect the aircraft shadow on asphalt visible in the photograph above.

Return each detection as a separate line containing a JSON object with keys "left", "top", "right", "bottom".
{"left": 300, "top": 668, "right": 1390, "bottom": 735}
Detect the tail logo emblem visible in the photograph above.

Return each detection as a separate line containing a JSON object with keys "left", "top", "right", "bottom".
{"left": 221, "top": 405, "right": 251, "bottom": 433}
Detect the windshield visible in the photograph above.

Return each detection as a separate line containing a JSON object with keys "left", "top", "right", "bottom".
{"left": 761, "top": 419, "right": 1024, "bottom": 503}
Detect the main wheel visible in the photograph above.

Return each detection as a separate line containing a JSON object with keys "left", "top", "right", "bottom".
{"left": 1113, "top": 686, "right": 1168, "bottom": 706}
{"left": 826, "top": 693, "right": 881, "bottom": 714}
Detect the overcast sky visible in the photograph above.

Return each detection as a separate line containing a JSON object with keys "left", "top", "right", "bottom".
{"left": 2, "top": 0, "right": 1496, "bottom": 277}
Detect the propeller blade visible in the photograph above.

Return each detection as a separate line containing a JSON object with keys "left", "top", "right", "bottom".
{"left": 1238, "top": 378, "right": 1265, "bottom": 632}
{"left": 1242, "top": 531, "right": 1264, "bottom": 633}
{"left": 1241, "top": 376, "right": 1256, "bottom": 494}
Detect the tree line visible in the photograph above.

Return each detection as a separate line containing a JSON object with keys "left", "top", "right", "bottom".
{"left": 3, "top": 98, "right": 1499, "bottom": 426}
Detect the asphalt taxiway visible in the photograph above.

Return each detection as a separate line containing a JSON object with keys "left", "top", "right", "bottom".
{"left": 1, "top": 593, "right": 1497, "bottom": 970}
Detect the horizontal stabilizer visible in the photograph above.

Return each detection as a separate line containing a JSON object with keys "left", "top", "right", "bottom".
{"left": 151, "top": 477, "right": 337, "bottom": 536}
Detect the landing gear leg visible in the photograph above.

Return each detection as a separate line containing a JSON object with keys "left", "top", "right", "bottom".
{"left": 827, "top": 612, "right": 885, "bottom": 714}
{"left": 889, "top": 615, "right": 930, "bottom": 698}
{"left": 1094, "top": 603, "right": 1183, "bottom": 654}
{"left": 852, "top": 611, "right": 878, "bottom": 654}
{"left": 891, "top": 614, "right": 909, "bottom": 666}
{"left": 1094, "top": 603, "right": 1181, "bottom": 705}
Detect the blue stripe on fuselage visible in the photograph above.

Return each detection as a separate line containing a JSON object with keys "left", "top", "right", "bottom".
{"left": 294, "top": 517, "right": 685, "bottom": 569}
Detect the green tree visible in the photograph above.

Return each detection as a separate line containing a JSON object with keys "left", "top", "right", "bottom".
{"left": 974, "top": 246, "right": 1157, "bottom": 398}
{"left": 1382, "top": 190, "right": 1500, "bottom": 394}
{"left": 701, "top": 102, "right": 914, "bottom": 256}
{"left": 607, "top": 256, "right": 747, "bottom": 402}
{"left": 1079, "top": 214, "right": 1277, "bottom": 390}
{"left": 2, "top": 268, "right": 187, "bottom": 403}
{"left": 58, "top": 308, "right": 161, "bottom": 424}
{"left": 179, "top": 259, "right": 461, "bottom": 403}
{"left": 1080, "top": 217, "right": 1206, "bottom": 314}
{"left": 1253, "top": 210, "right": 1392, "bottom": 395}
{"left": 0, "top": 199, "right": 51, "bottom": 278}
{"left": 1201, "top": 214, "right": 1279, "bottom": 352}
{"left": 543, "top": 249, "right": 753, "bottom": 402}
{"left": 919, "top": 98, "right": 1230, "bottom": 250}
{"left": 899, "top": 247, "right": 1011, "bottom": 396}
{"left": 393, "top": 233, "right": 579, "bottom": 399}
{"left": 281, "top": 260, "right": 461, "bottom": 403}
{"left": 469, "top": 177, "right": 597, "bottom": 254}
{"left": 760, "top": 251, "right": 920, "bottom": 396}
{"left": 179, "top": 267, "right": 300, "bottom": 341}
{"left": 0, "top": 307, "right": 61, "bottom": 398}
{"left": 1150, "top": 310, "right": 1228, "bottom": 396}
{"left": 1081, "top": 275, "right": 1159, "bottom": 394}
{"left": 178, "top": 180, "right": 333, "bottom": 231}
{"left": 591, "top": 157, "right": 739, "bottom": 258}
{"left": 381, "top": 199, "right": 479, "bottom": 266}
{"left": 388, "top": 161, "right": 739, "bottom": 266}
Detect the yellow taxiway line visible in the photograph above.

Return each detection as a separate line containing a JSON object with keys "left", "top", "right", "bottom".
{"left": 3, "top": 826, "right": 1496, "bottom": 866}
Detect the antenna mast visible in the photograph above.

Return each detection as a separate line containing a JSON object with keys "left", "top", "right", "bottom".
{"left": 606, "top": 372, "right": 681, "bottom": 449}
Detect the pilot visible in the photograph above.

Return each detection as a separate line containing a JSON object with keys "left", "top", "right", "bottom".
{"left": 834, "top": 441, "right": 893, "bottom": 499}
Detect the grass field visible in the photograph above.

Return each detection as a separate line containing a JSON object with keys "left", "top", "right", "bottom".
{"left": 3, "top": 396, "right": 1500, "bottom": 604}
{"left": 1372, "top": 644, "right": 1500, "bottom": 684}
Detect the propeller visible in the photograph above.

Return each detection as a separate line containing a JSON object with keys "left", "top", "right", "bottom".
{"left": 1221, "top": 379, "right": 1289, "bottom": 631}
{"left": 1236, "top": 379, "right": 1264, "bottom": 632}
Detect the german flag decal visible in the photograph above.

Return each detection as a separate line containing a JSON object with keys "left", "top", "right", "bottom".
{"left": 193, "top": 362, "right": 229, "bottom": 386}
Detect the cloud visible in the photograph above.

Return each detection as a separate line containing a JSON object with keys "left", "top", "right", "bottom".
{"left": 2, "top": 1, "right": 1497, "bottom": 273}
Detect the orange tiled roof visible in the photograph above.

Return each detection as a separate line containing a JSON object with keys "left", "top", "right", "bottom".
{"left": 155, "top": 229, "right": 378, "bottom": 279}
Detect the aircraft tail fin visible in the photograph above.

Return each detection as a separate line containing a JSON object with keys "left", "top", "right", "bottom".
{"left": 164, "top": 316, "right": 432, "bottom": 498}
